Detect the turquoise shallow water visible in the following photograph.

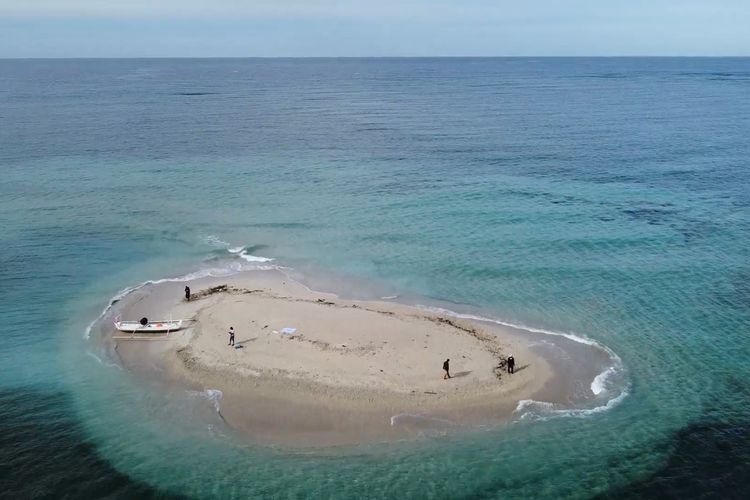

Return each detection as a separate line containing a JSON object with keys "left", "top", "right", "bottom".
{"left": 1, "top": 58, "right": 749, "bottom": 498}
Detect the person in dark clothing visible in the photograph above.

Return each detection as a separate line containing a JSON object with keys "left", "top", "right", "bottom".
{"left": 507, "top": 355, "right": 515, "bottom": 374}
{"left": 228, "top": 327, "right": 235, "bottom": 346}
{"left": 443, "top": 358, "right": 451, "bottom": 379}
{"left": 185, "top": 286, "right": 191, "bottom": 301}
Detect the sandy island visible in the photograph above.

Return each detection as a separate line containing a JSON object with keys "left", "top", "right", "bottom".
{"left": 111, "top": 271, "right": 554, "bottom": 447}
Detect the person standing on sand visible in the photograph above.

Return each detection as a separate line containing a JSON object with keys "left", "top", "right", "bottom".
{"left": 185, "top": 286, "right": 191, "bottom": 301}
{"left": 228, "top": 327, "right": 235, "bottom": 347}
{"left": 507, "top": 355, "right": 515, "bottom": 374}
{"left": 443, "top": 358, "right": 451, "bottom": 379}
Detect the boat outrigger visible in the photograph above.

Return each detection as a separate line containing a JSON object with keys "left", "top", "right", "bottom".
{"left": 114, "top": 316, "right": 184, "bottom": 334}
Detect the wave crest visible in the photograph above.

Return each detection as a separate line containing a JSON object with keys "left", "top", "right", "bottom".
{"left": 415, "top": 305, "right": 628, "bottom": 421}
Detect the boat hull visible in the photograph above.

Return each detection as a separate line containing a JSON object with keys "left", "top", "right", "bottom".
{"left": 114, "top": 320, "right": 183, "bottom": 333}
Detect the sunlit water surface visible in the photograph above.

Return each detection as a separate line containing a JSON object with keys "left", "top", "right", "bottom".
{"left": 1, "top": 58, "right": 749, "bottom": 498}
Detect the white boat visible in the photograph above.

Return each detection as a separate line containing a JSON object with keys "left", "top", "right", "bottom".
{"left": 114, "top": 317, "right": 184, "bottom": 333}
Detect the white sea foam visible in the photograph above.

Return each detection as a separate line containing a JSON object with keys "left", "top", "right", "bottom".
{"left": 186, "top": 389, "right": 224, "bottom": 414}
{"left": 514, "top": 388, "right": 629, "bottom": 422}
{"left": 415, "top": 304, "right": 628, "bottom": 418}
{"left": 203, "top": 235, "right": 231, "bottom": 248}
{"left": 514, "top": 399, "right": 555, "bottom": 414}
{"left": 380, "top": 295, "right": 399, "bottom": 300}
{"left": 83, "top": 264, "right": 257, "bottom": 340}
{"left": 83, "top": 257, "right": 281, "bottom": 341}
{"left": 83, "top": 282, "right": 146, "bottom": 339}
{"left": 203, "top": 237, "right": 275, "bottom": 263}
{"left": 238, "top": 251, "right": 274, "bottom": 263}
{"left": 591, "top": 366, "right": 617, "bottom": 395}
{"left": 204, "top": 238, "right": 274, "bottom": 262}
{"left": 203, "top": 389, "right": 223, "bottom": 413}
{"left": 416, "top": 305, "right": 622, "bottom": 361}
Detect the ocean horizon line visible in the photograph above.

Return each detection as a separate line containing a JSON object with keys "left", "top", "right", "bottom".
{"left": 2, "top": 55, "right": 750, "bottom": 61}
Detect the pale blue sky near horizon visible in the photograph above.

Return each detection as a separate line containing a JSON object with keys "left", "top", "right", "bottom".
{"left": 1, "top": 1, "right": 749, "bottom": 58}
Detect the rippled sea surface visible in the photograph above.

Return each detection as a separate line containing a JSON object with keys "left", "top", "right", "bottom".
{"left": 1, "top": 58, "right": 749, "bottom": 498}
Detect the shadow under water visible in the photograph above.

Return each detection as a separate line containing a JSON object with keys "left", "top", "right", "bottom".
{"left": 0, "top": 388, "right": 186, "bottom": 499}
{"left": 596, "top": 419, "right": 750, "bottom": 499}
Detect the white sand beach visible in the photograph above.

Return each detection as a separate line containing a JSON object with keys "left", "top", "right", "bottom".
{"left": 111, "top": 271, "right": 553, "bottom": 447}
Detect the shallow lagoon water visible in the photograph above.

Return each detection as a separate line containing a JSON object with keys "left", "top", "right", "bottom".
{"left": 2, "top": 58, "right": 749, "bottom": 497}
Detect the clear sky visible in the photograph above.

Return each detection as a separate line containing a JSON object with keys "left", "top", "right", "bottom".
{"left": 1, "top": 1, "right": 749, "bottom": 58}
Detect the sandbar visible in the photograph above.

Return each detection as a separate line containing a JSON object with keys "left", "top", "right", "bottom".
{"left": 110, "top": 271, "right": 555, "bottom": 447}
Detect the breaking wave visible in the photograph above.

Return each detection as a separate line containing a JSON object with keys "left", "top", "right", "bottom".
{"left": 415, "top": 305, "right": 628, "bottom": 421}
{"left": 238, "top": 252, "right": 274, "bottom": 263}
{"left": 83, "top": 243, "right": 275, "bottom": 340}
{"left": 514, "top": 389, "right": 629, "bottom": 422}
{"left": 203, "top": 236, "right": 274, "bottom": 263}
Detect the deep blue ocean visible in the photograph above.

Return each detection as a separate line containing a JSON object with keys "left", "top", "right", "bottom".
{"left": 1, "top": 58, "right": 749, "bottom": 498}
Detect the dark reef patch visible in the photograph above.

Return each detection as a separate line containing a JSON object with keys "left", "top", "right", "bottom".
{"left": 0, "top": 389, "right": 187, "bottom": 499}
{"left": 597, "top": 420, "right": 750, "bottom": 499}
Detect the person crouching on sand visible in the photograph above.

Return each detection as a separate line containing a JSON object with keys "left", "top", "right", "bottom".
{"left": 228, "top": 327, "right": 235, "bottom": 347}
{"left": 443, "top": 358, "right": 451, "bottom": 379}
